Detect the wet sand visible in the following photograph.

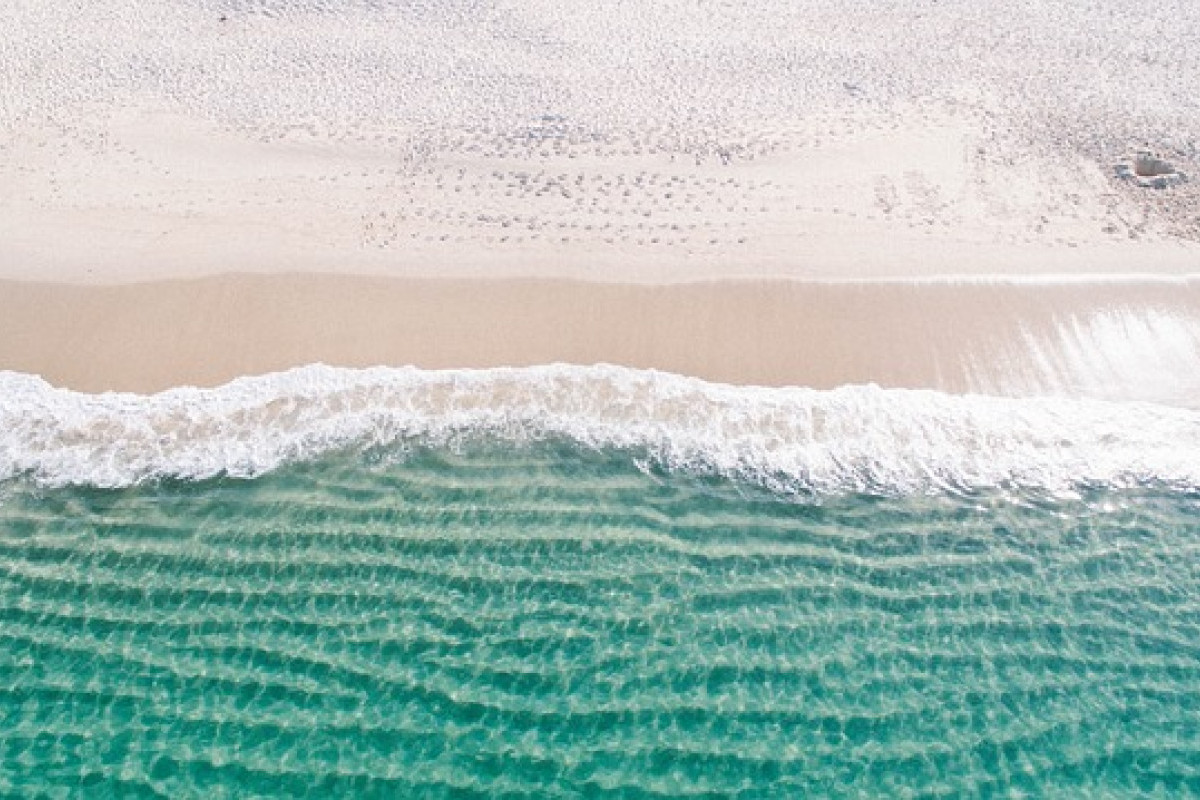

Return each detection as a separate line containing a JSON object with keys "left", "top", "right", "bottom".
{"left": 3, "top": 274, "right": 1198, "bottom": 407}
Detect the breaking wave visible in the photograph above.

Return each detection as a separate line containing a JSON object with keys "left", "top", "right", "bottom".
{"left": 2, "top": 363, "right": 1199, "bottom": 494}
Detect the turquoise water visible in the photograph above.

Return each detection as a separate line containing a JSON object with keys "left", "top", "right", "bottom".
{"left": 3, "top": 437, "right": 1200, "bottom": 797}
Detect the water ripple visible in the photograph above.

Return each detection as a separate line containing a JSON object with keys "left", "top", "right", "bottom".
{"left": 1, "top": 448, "right": 1198, "bottom": 795}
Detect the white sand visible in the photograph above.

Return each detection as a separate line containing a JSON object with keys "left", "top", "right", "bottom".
{"left": 1, "top": 0, "right": 1197, "bottom": 283}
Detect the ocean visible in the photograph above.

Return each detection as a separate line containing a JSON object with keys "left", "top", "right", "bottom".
{"left": 2, "top": 364, "right": 1199, "bottom": 796}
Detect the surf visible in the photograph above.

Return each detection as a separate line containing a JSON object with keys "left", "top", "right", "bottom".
{"left": 3, "top": 363, "right": 1198, "bottom": 495}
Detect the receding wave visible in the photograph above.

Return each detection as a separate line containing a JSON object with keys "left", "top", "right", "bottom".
{"left": 2, "top": 364, "right": 1199, "bottom": 494}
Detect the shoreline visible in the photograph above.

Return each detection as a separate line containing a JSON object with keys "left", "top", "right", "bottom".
{"left": 3, "top": 273, "right": 1198, "bottom": 408}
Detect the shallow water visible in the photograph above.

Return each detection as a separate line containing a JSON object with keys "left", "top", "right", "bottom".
{"left": 2, "top": 433, "right": 1200, "bottom": 796}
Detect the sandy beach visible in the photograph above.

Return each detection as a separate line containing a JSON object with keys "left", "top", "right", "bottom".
{"left": 2, "top": 0, "right": 1199, "bottom": 401}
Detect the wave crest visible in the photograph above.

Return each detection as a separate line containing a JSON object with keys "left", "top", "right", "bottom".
{"left": 2, "top": 364, "right": 1198, "bottom": 494}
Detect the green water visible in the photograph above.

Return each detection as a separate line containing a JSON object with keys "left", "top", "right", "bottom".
{"left": 1, "top": 441, "right": 1199, "bottom": 797}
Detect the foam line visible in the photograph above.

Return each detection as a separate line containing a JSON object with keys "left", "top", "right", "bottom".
{"left": 3, "top": 364, "right": 1199, "bottom": 494}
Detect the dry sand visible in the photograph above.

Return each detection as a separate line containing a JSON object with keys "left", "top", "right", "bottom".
{"left": 3, "top": 0, "right": 1199, "bottom": 285}
{"left": 2, "top": 106, "right": 1197, "bottom": 285}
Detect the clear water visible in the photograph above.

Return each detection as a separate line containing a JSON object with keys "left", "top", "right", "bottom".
{"left": 2, "top": 438, "right": 1199, "bottom": 797}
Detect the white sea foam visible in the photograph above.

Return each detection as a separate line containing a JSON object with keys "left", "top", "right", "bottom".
{"left": 2, "top": 364, "right": 1199, "bottom": 495}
